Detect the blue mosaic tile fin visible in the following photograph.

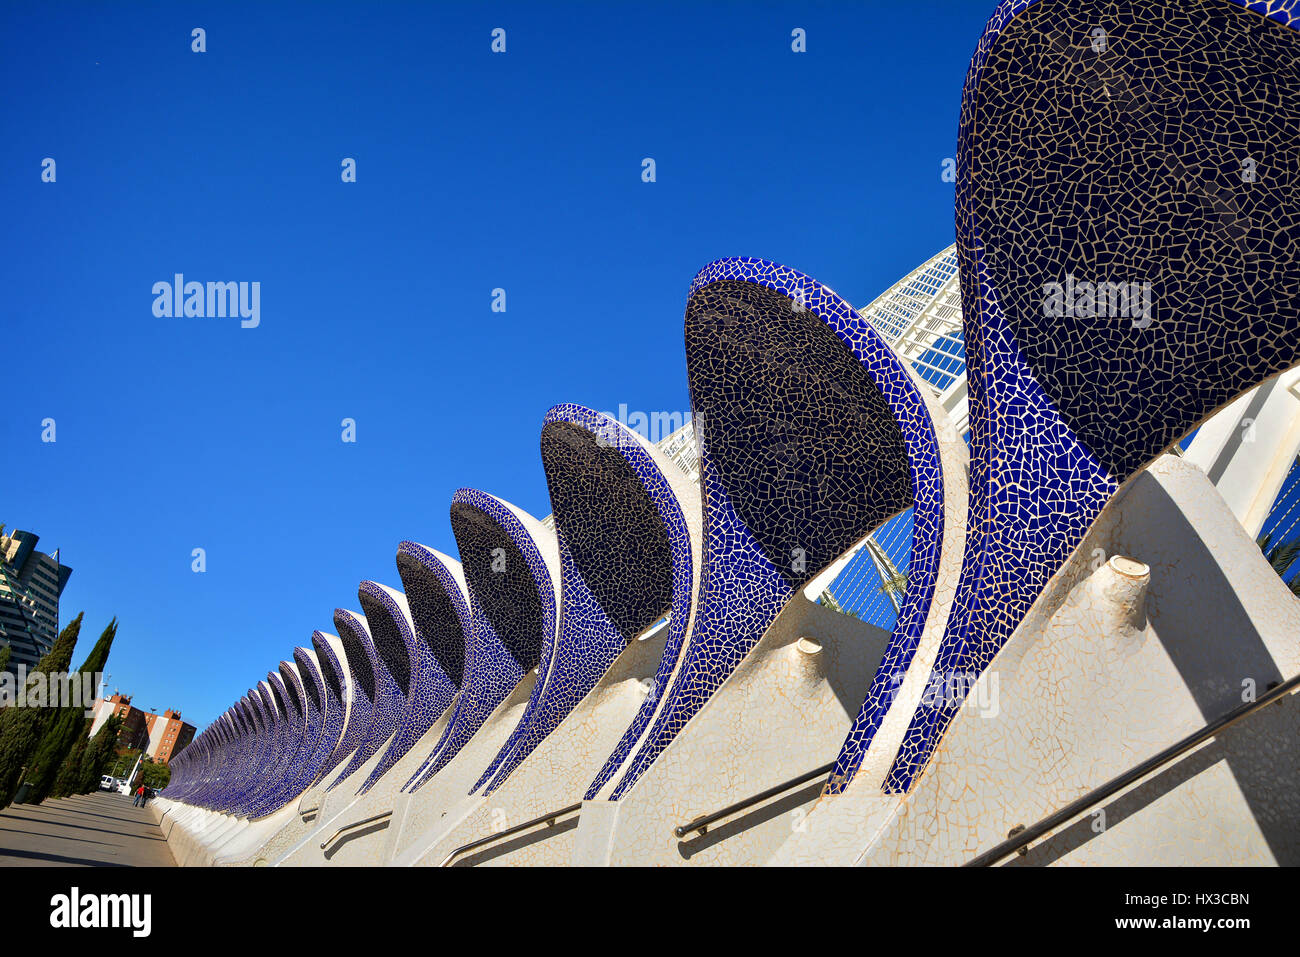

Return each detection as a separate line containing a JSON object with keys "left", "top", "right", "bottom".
{"left": 356, "top": 580, "right": 458, "bottom": 795}
{"left": 219, "top": 713, "right": 241, "bottom": 804}
{"left": 220, "top": 712, "right": 243, "bottom": 801}
{"left": 596, "top": 257, "right": 933, "bottom": 801}
{"left": 185, "top": 705, "right": 234, "bottom": 808}
{"left": 233, "top": 672, "right": 296, "bottom": 816}
{"left": 177, "top": 711, "right": 218, "bottom": 805}
{"left": 886, "top": 0, "right": 1300, "bottom": 793}
{"left": 219, "top": 685, "right": 274, "bottom": 814}
{"left": 261, "top": 647, "right": 340, "bottom": 810}
{"left": 826, "top": 379, "right": 968, "bottom": 794}
{"left": 273, "top": 651, "right": 330, "bottom": 802}
{"left": 582, "top": 420, "right": 701, "bottom": 801}
{"left": 215, "top": 694, "right": 259, "bottom": 811}
{"left": 306, "top": 630, "right": 361, "bottom": 789}
{"left": 167, "top": 731, "right": 197, "bottom": 803}
{"left": 239, "top": 663, "right": 304, "bottom": 816}
{"left": 327, "top": 607, "right": 405, "bottom": 790}
{"left": 200, "top": 710, "right": 241, "bottom": 807}
{"left": 204, "top": 703, "right": 250, "bottom": 809}
{"left": 403, "top": 489, "right": 559, "bottom": 792}
{"left": 242, "top": 663, "right": 311, "bottom": 817}
{"left": 219, "top": 682, "right": 279, "bottom": 814}
{"left": 396, "top": 542, "right": 470, "bottom": 690}
{"left": 472, "top": 403, "right": 693, "bottom": 796}
{"left": 388, "top": 544, "right": 472, "bottom": 786}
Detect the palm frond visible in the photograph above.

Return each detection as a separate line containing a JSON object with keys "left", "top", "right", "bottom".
{"left": 1269, "top": 538, "right": 1300, "bottom": 578}
{"left": 878, "top": 570, "right": 908, "bottom": 597}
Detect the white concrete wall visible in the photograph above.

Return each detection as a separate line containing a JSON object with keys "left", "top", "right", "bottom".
{"left": 571, "top": 595, "right": 889, "bottom": 866}
{"left": 771, "top": 456, "right": 1300, "bottom": 866}
{"left": 403, "top": 620, "right": 672, "bottom": 866}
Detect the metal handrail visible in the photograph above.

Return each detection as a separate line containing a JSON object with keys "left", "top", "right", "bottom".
{"left": 965, "top": 672, "right": 1300, "bottom": 867}
{"left": 438, "top": 802, "right": 581, "bottom": 867}
{"left": 319, "top": 810, "right": 392, "bottom": 851}
{"left": 673, "top": 761, "right": 836, "bottom": 839}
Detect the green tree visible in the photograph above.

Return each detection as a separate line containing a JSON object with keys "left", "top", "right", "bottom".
{"left": 0, "top": 613, "right": 82, "bottom": 807}
{"left": 23, "top": 618, "right": 117, "bottom": 805}
{"left": 111, "top": 748, "right": 142, "bottom": 780}
{"left": 140, "top": 761, "right": 171, "bottom": 790}
{"left": 77, "top": 714, "right": 123, "bottom": 793}
{"left": 1, "top": 529, "right": 17, "bottom": 684}
{"left": 50, "top": 724, "right": 89, "bottom": 798}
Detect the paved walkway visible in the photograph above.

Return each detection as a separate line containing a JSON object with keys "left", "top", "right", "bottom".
{"left": 0, "top": 790, "right": 175, "bottom": 866}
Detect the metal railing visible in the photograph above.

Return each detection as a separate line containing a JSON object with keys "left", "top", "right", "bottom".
{"left": 438, "top": 802, "right": 581, "bottom": 866}
{"left": 673, "top": 762, "right": 836, "bottom": 839}
{"left": 319, "top": 811, "right": 392, "bottom": 851}
{"left": 965, "top": 672, "right": 1300, "bottom": 867}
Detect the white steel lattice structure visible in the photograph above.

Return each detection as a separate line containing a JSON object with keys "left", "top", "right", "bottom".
{"left": 856, "top": 243, "right": 968, "bottom": 437}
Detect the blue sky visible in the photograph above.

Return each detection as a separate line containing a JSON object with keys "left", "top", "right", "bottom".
{"left": 1, "top": 1, "right": 993, "bottom": 729}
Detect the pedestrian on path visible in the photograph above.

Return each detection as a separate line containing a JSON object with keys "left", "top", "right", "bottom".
{"left": 133, "top": 784, "right": 147, "bottom": 808}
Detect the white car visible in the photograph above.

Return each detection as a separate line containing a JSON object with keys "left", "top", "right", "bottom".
{"left": 99, "top": 775, "right": 117, "bottom": 791}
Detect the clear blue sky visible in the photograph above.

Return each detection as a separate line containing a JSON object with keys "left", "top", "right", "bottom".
{"left": 1, "top": 1, "right": 993, "bottom": 729}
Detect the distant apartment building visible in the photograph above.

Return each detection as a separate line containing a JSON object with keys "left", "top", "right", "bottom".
{"left": 89, "top": 693, "right": 196, "bottom": 764}
{"left": 0, "top": 527, "right": 73, "bottom": 673}
{"left": 146, "top": 708, "right": 197, "bottom": 763}
{"left": 92, "top": 693, "right": 150, "bottom": 750}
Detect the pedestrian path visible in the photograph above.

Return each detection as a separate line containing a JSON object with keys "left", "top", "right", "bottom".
{"left": 0, "top": 790, "right": 176, "bottom": 866}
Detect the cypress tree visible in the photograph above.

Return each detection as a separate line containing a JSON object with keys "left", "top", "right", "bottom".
{"left": 0, "top": 613, "right": 82, "bottom": 807}
{"left": 24, "top": 618, "right": 116, "bottom": 805}
{"left": 78, "top": 713, "right": 123, "bottom": 793}
{"left": 0, "top": 533, "right": 10, "bottom": 684}
{"left": 50, "top": 725, "right": 89, "bottom": 798}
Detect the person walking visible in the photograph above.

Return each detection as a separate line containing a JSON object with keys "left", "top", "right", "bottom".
{"left": 133, "top": 783, "right": 146, "bottom": 807}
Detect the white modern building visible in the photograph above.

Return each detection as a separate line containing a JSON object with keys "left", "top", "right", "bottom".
{"left": 857, "top": 244, "right": 968, "bottom": 437}
{"left": 0, "top": 527, "right": 72, "bottom": 672}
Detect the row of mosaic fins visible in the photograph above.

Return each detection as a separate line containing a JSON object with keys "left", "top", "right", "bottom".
{"left": 167, "top": 0, "right": 1300, "bottom": 817}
